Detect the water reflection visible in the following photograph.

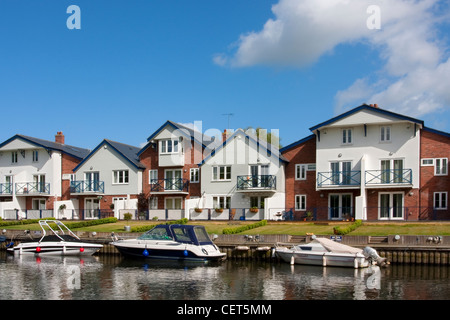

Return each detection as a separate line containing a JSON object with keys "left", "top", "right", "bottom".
{"left": 0, "top": 251, "right": 449, "bottom": 300}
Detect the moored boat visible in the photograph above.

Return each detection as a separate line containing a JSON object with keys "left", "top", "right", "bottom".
{"left": 276, "top": 237, "right": 388, "bottom": 268}
{"left": 6, "top": 220, "right": 103, "bottom": 256}
{"left": 111, "top": 224, "right": 226, "bottom": 262}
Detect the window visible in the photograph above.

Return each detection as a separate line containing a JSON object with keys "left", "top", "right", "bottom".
{"left": 381, "top": 159, "right": 405, "bottom": 183}
{"left": 32, "top": 150, "right": 39, "bottom": 162}
{"left": 435, "top": 158, "right": 448, "bottom": 176}
{"left": 212, "top": 166, "right": 231, "bottom": 181}
{"left": 190, "top": 168, "right": 199, "bottom": 183}
{"left": 380, "top": 126, "right": 391, "bottom": 142}
{"left": 33, "top": 174, "right": 46, "bottom": 193}
{"left": 149, "top": 169, "right": 158, "bottom": 184}
{"left": 113, "top": 170, "right": 129, "bottom": 184}
{"left": 330, "top": 161, "right": 352, "bottom": 185}
{"left": 434, "top": 192, "right": 447, "bottom": 210}
{"left": 421, "top": 159, "right": 434, "bottom": 166}
{"left": 250, "top": 196, "right": 267, "bottom": 209}
{"left": 213, "top": 196, "right": 231, "bottom": 209}
{"left": 32, "top": 199, "right": 46, "bottom": 210}
{"left": 11, "top": 151, "right": 18, "bottom": 163}
{"left": 342, "top": 129, "right": 352, "bottom": 144}
{"left": 379, "top": 193, "right": 404, "bottom": 220}
{"left": 165, "top": 197, "right": 182, "bottom": 209}
{"left": 160, "top": 139, "right": 179, "bottom": 154}
{"left": 295, "top": 195, "right": 306, "bottom": 211}
{"left": 149, "top": 197, "right": 158, "bottom": 209}
{"left": 295, "top": 164, "right": 307, "bottom": 180}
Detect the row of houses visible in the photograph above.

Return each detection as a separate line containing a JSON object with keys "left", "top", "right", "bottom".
{"left": 0, "top": 104, "right": 449, "bottom": 221}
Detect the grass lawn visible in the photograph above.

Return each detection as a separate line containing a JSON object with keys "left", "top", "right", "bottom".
{"left": 3, "top": 220, "right": 450, "bottom": 236}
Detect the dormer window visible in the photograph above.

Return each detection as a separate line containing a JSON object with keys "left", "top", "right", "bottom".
{"left": 160, "top": 138, "right": 179, "bottom": 154}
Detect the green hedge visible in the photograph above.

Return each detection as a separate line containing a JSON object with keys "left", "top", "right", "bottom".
{"left": 130, "top": 218, "right": 189, "bottom": 233}
{"left": 64, "top": 217, "right": 118, "bottom": 229}
{"left": 333, "top": 219, "right": 362, "bottom": 235}
{"left": 222, "top": 220, "right": 268, "bottom": 235}
{"left": 0, "top": 218, "right": 56, "bottom": 227}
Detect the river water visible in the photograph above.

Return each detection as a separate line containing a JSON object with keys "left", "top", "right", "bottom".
{"left": 0, "top": 251, "right": 449, "bottom": 301}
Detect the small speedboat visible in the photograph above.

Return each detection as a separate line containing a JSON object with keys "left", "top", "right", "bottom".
{"left": 111, "top": 224, "right": 226, "bottom": 262}
{"left": 276, "top": 237, "right": 387, "bottom": 269}
{"left": 7, "top": 220, "right": 103, "bottom": 256}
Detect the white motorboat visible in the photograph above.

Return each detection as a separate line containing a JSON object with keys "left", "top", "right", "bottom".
{"left": 276, "top": 237, "right": 387, "bottom": 268}
{"left": 7, "top": 220, "right": 103, "bottom": 256}
{"left": 111, "top": 224, "right": 226, "bottom": 262}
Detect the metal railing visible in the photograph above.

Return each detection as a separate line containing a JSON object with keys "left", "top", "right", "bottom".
{"left": 317, "top": 171, "right": 361, "bottom": 187}
{"left": 0, "top": 183, "right": 12, "bottom": 195}
{"left": 150, "top": 178, "right": 189, "bottom": 192}
{"left": 365, "top": 169, "right": 412, "bottom": 185}
{"left": 15, "top": 182, "right": 50, "bottom": 195}
{"left": 70, "top": 180, "right": 105, "bottom": 193}
{"left": 237, "top": 175, "right": 276, "bottom": 190}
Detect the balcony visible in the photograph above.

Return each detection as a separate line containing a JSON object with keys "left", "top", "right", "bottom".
{"left": 317, "top": 171, "right": 361, "bottom": 188}
{"left": 15, "top": 182, "right": 50, "bottom": 195}
{"left": 237, "top": 175, "right": 277, "bottom": 192}
{"left": 365, "top": 169, "right": 412, "bottom": 186}
{"left": 70, "top": 180, "right": 105, "bottom": 194}
{"left": 150, "top": 178, "right": 189, "bottom": 194}
{"left": 0, "top": 183, "right": 13, "bottom": 196}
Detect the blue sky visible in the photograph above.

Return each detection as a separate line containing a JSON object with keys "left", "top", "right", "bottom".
{"left": 1, "top": 0, "right": 449, "bottom": 150}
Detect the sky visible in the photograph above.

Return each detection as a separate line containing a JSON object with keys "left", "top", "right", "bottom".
{"left": 1, "top": 0, "right": 449, "bottom": 151}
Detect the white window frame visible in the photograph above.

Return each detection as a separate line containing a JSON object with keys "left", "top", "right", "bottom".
{"left": 378, "top": 192, "right": 404, "bottom": 220}
{"left": 342, "top": 128, "right": 353, "bottom": 145}
{"left": 32, "top": 150, "right": 39, "bottom": 162}
{"left": 213, "top": 196, "right": 231, "bottom": 209}
{"left": 11, "top": 151, "right": 18, "bottom": 164}
{"left": 149, "top": 196, "right": 158, "bottom": 209}
{"left": 190, "top": 168, "right": 199, "bottom": 183}
{"left": 434, "top": 192, "right": 447, "bottom": 210}
{"left": 435, "top": 158, "right": 448, "bottom": 176}
{"left": 380, "top": 126, "right": 391, "bottom": 142}
{"left": 32, "top": 199, "right": 46, "bottom": 210}
{"left": 295, "top": 164, "right": 307, "bottom": 180}
{"left": 421, "top": 158, "right": 434, "bottom": 166}
{"left": 295, "top": 195, "right": 306, "bottom": 211}
{"left": 165, "top": 197, "right": 182, "bottom": 209}
{"left": 149, "top": 169, "right": 158, "bottom": 184}
{"left": 160, "top": 138, "right": 180, "bottom": 154}
{"left": 212, "top": 166, "right": 231, "bottom": 181}
{"left": 113, "top": 170, "right": 129, "bottom": 184}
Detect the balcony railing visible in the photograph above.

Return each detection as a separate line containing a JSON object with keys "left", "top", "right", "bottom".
{"left": 317, "top": 171, "right": 361, "bottom": 187}
{"left": 70, "top": 180, "right": 105, "bottom": 194}
{"left": 365, "top": 169, "right": 412, "bottom": 185}
{"left": 237, "top": 175, "right": 277, "bottom": 191}
{"left": 15, "top": 182, "right": 50, "bottom": 195}
{"left": 0, "top": 183, "right": 13, "bottom": 195}
{"left": 150, "top": 178, "right": 189, "bottom": 193}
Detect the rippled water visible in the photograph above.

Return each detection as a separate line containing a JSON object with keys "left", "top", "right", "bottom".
{"left": 0, "top": 251, "right": 449, "bottom": 300}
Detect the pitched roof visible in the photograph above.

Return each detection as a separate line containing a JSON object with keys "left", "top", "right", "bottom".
{"left": 199, "top": 128, "right": 288, "bottom": 166}
{"left": 138, "top": 120, "right": 212, "bottom": 156}
{"left": 309, "top": 104, "right": 425, "bottom": 132}
{"left": 279, "top": 134, "right": 315, "bottom": 153}
{"left": 0, "top": 134, "right": 90, "bottom": 160}
{"left": 73, "top": 139, "right": 145, "bottom": 171}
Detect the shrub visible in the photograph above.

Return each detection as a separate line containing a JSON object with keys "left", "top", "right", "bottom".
{"left": 222, "top": 220, "right": 267, "bottom": 234}
{"left": 333, "top": 219, "right": 362, "bottom": 235}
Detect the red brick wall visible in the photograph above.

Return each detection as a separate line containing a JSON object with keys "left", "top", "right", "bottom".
{"left": 420, "top": 129, "right": 450, "bottom": 219}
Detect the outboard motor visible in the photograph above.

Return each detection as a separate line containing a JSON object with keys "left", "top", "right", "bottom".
{"left": 363, "top": 246, "right": 389, "bottom": 267}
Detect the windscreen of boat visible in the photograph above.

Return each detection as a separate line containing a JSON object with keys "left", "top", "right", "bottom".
{"left": 193, "top": 227, "right": 213, "bottom": 245}
{"left": 138, "top": 226, "right": 173, "bottom": 241}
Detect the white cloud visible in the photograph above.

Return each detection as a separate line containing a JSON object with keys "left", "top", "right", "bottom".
{"left": 215, "top": 0, "right": 450, "bottom": 120}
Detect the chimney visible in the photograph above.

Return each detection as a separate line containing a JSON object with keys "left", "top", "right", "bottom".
{"left": 55, "top": 131, "right": 65, "bottom": 144}
{"left": 222, "top": 129, "right": 227, "bottom": 142}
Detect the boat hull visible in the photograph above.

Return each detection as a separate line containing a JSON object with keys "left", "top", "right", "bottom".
{"left": 7, "top": 242, "right": 103, "bottom": 256}
{"left": 276, "top": 248, "right": 370, "bottom": 268}
{"left": 112, "top": 240, "right": 226, "bottom": 262}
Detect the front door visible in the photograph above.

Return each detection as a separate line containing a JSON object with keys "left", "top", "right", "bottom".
{"left": 379, "top": 193, "right": 404, "bottom": 220}
{"left": 329, "top": 194, "right": 352, "bottom": 219}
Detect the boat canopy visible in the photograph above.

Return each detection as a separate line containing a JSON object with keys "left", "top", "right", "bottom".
{"left": 137, "top": 224, "right": 214, "bottom": 246}
{"left": 313, "top": 238, "right": 363, "bottom": 254}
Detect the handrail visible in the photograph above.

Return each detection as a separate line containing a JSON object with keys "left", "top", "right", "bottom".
{"left": 317, "top": 171, "right": 361, "bottom": 187}
{"left": 70, "top": 180, "right": 105, "bottom": 193}
{"left": 365, "top": 169, "right": 412, "bottom": 185}
{"left": 150, "top": 178, "right": 189, "bottom": 192}
{"left": 15, "top": 182, "right": 50, "bottom": 194}
{"left": 237, "top": 175, "right": 276, "bottom": 190}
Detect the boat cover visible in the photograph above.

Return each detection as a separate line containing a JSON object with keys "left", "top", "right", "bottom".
{"left": 314, "top": 238, "right": 362, "bottom": 254}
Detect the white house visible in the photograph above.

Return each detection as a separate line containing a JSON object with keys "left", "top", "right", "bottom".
{"left": 198, "top": 129, "right": 287, "bottom": 220}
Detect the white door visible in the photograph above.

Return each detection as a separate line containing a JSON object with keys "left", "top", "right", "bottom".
{"left": 85, "top": 198, "right": 100, "bottom": 219}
